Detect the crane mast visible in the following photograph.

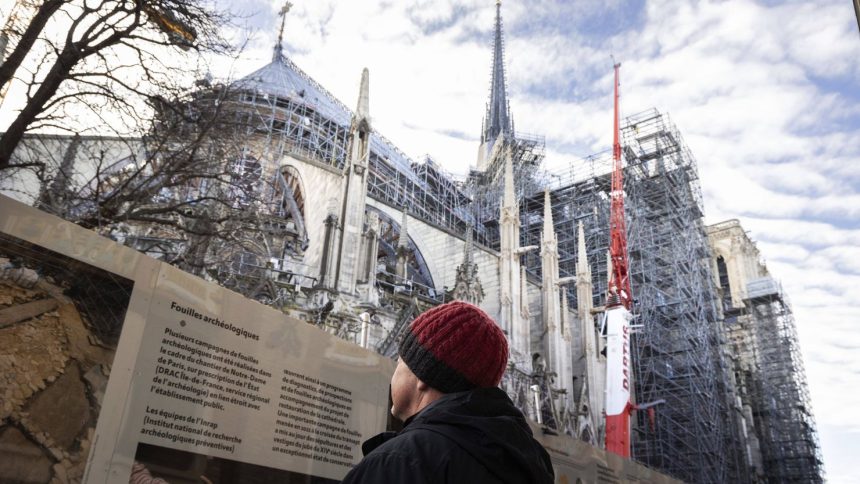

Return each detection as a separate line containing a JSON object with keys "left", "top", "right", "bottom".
{"left": 604, "top": 62, "right": 634, "bottom": 458}
{"left": 609, "top": 62, "right": 632, "bottom": 310}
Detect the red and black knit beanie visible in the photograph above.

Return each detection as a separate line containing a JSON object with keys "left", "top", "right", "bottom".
{"left": 398, "top": 301, "right": 508, "bottom": 393}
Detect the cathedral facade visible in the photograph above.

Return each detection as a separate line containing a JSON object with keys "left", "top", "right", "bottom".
{"left": 2, "top": 2, "right": 823, "bottom": 483}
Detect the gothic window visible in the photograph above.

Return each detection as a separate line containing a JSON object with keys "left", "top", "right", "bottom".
{"left": 271, "top": 166, "right": 308, "bottom": 255}
{"left": 717, "top": 256, "right": 732, "bottom": 312}
{"left": 273, "top": 167, "right": 304, "bottom": 218}
{"left": 369, "top": 207, "right": 435, "bottom": 297}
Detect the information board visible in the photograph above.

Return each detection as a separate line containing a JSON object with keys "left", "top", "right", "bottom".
{"left": 0, "top": 195, "right": 394, "bottom": 484}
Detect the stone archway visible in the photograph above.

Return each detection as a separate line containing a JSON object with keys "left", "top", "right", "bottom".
{"left": 368, "top": 207, "right": 435, "bottom": 296}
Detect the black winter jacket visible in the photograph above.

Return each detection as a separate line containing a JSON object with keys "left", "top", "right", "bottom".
{"left": 341, "top": 387, "right": 554, "bottom": 484}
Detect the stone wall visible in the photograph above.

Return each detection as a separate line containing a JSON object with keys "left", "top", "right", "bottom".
{"left": 707, "top": 219, "right": 767, "bottom": 308}
{"left": 279, "top": 155, "right": 346, "bottom": 279}
{"left": 367, "top": 199, "right": 507, "bottom": 318}
{"left": 0, "top": 265, "right": 118, "bottom": 484}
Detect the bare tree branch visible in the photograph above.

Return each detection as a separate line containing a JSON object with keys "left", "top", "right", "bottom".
{"left": 0, "top": 0, "right": 233, "bottom": 169}
{"left": 0, "top": 0, "right": 65, "bottom": 91}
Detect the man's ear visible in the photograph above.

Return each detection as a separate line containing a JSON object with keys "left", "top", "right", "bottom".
{"left": 416, "top": 379, "right": 431, "bottom": 392}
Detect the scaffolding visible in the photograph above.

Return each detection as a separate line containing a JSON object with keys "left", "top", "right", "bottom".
{"left": 518, "top": 109, "right": 746, "bottom": 483}
{"left": 465, "top": 133, "right": 547, "bottom": 251}
{"left": 228, "top": 70, "right": 757, "bottom": 481}
{"left": 622, "top": 110, "right": 744, "bottom": 483}
{"left": 230, "top": 56, "right": 481, "bottom": 244}
{"left": 22, "top": 41, "right": 821, "bottom": 481}
{"left": 743, "top": 282, "right": 824, "bottom": 483}
{"left": 232, "top": 51, "right": 549, "bottom": 253}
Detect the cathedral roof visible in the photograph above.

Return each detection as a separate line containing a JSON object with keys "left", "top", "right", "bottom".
{"left": 234, "top": 52, "right": 353, "bottom": 127}
{"left": 233, "top": 51, "right": 426, "bottom": 185}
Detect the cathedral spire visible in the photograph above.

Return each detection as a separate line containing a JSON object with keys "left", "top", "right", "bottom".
{"left": 354, "top": 68, "right": 371, "bottom": 131}
{"left": 333, "top": 67, "right": 372, "bottom": 294}
{"left": 482, "top": 0, "right": 512, "bottom": 147}
{"left": 273, "top": 1, "right": 293, "bottom": 61}
{"left": 577, "top": 221, "right": 590, "bottom": 278}
{"left": 542, "top": 189, "right": 554, "bottom": 240}
{"left": 452, "top": 225, "right": 484, "bottom": 305}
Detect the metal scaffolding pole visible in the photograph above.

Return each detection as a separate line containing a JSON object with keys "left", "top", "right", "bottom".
{"left": 744, "top": 286, "right": 824, "bottom": 483}
{"left": 519, "top": 109, "right": 746, "bottom": 483}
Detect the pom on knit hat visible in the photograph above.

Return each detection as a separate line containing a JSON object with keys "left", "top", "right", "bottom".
{"left": 398, "top": 301, "right": 508, "bottom": 393}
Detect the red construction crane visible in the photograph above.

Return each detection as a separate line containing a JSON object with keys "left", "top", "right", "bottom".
{"left": 604, "top": 61, "right": 634, "bottom": 458}
{"left": 608, "top": 61, "right": 632, "bottom": 310}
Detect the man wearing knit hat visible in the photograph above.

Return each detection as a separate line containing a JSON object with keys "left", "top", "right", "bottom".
{"left": 341, "top": 301, "right": 554, "bottom": 484}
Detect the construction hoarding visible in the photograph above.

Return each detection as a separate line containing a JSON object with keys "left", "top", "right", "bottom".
{"left": 0, "top": 195, "right": 393, "bottom": 483}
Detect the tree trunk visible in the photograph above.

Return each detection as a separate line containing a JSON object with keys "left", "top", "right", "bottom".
{"left": 0, "top": 0, "right": 65, "bottom": 90}
{"left": 0, "top": 47, "right": 81, "bottom": 170}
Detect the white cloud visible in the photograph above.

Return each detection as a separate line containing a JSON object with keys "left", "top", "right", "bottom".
{"left": 217, "top": 6, "right": 860, "bottom": 478}
{"left": 3, "top": 0, "right": 857, "bottom": 480}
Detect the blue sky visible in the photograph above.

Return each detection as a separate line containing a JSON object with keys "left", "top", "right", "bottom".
{"left": 215, "top": 0, "right": 858, "bottom": 480}
{"left": 1, "top": 0, "right": 857, "bottom": 480}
